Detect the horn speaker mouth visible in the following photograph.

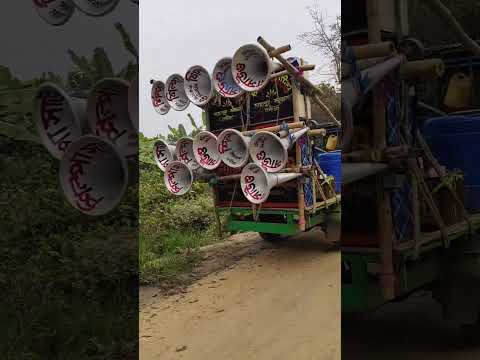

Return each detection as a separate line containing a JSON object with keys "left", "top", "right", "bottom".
{"left": 59, "top": 135, "right": 128, "bottom": 216}
{"left": 33, "top": 82, "right": 86, "bottom": 159}
{"left": 232, "top": 44, "right": 273, "bottom": 92}
{"left": 33, "top": 0, "right": 75, "bottom": 26}
{"left": 87, "top": 78, "right": 137, "bottom": 157}
{"left": 165, "top": 74, "right": 190, "bottom": 111}
{"left": 151, "top": 80, "right": 170, "bottom": 115}
{"left": 193, "top": 131, "right": 222, "bottom": 170}
{"left": 249, "top": 131, "right": 288, "bottom": 173}
{"left": 184, "top": 65, "right": 213, "bottom": 106}
{"left": 240, "top": 163, "right": 270, "bottom": 204}
{"left": 72, "top": 0, "right": 120, "bottom": 16}
{"left": 217, "top": 128, "right": 250, "bottom": 168}
{"left": 175, "top": 137, "right": 200, "bottom": 170}
{"left": 153, "top": 140, "right": 176, "bottom": 172}
{"left": 212, "top": 57, "right": 245, "bottom": 98}
{"left": 164, "top": 161, "right": 194, "bottom": 196}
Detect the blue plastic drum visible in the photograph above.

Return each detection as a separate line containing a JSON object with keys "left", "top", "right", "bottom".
{"left": 314, "top": 150, "right": 342, "bottom": 193}
{"left": 422, "top": 115, "right": 480, "bottom": 211}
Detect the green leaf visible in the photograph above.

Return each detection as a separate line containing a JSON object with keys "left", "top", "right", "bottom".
{"left": 114, "top": 22, "right": 138, "bottom": 62}
{"left": 178, "top": 124, "right": 187, "bottom": 137}
{"left": 0, "top": 121, "right": 40, "bottom": 143}
{"left": 188, "top": 113, "right": 199, "bottom": 130}
{"left": 67, "top": 49, "right": 93, "bottom": 75}
{"left": 93, "top": 47, "right": 114, "bottom": 79}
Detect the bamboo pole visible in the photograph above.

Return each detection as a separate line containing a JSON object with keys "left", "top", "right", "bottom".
{"left": 296, "top": 141, "right": 306, "bottom": 231}
{"left": 367, "top": 0, "right": 395, "bottom": 301}
{"left": 271, "top": 64, "right": 316, "bottom": 79}
{"left": 257, "top": 36, "right": 340, "bottom": 127}
{"left": 342, "top": 146, "right": 414, "bottom": 162}
{"left": 242, "top": 121, "right": 304, "bottom": 136}
{"left": 215, "top": 174, "right": 241, "bottom": 182}
{"left": 350, "top": 42, "right": 396, "bottom": 60}
{"left": 400, "top": 59, "right": 445, "bottom": 82}
{"left": 307, "top": 129, "right": 327, "bottom": 137}
{"left": 342, "top": 57, "right": 389, "bottom": 79}
{"left": 342, "top": 163, "right": 389, "bottom": 185}
{"left": 269, "top": 44, "right": 291, "bottom": 57}
{"left": 424, "top": 0, "right": 480, "bottom": 56}
{"left": 211, "top": 187, "right": 223, "bottom": 239}
{"left": 416, "top": 130, "right": 469, "bottom": 221}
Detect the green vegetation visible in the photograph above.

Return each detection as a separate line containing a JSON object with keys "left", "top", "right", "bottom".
{"left": 139, "top": 118, "right": 228, "bottom": 287}
{"left": 0, "top": 23, "right": 139, "bottom": 359}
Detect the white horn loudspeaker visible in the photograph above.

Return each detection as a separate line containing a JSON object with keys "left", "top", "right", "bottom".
{"left": 231, "top": 44, "right": 283, "bottom": 92}
{"left": 212, "top": 57, "right": 244, "bottom": 98}
{"left": 249, "top": 127, "right": 309, "bottom": 172}
{"left": 184, "top": 65, "right": 213, "bottom": 107}
{"left": 217, "top": 128, "right": 250, "bottom": 168}
{"left": 192, "top": 131, "right": 222, "bottom": 170}
{"left": 165, "top": 74, "right": 190, "bottom": 111}
{"left": 33, "top": 82, "right": 89, "bottom": 159}
{"left": 87, "top": 78, "right": 138, "bottom": 158}
{"left": 59, "top": 135, "right": 129, "bottom": 215}
{"left": 151, "top": 80, "right": 170, "bottom": 115}
{"left": 153, "top": 139, "right": 176, "bottom": 172}
{"left": 240, "top": 163, "right": 300, "bottom": 204}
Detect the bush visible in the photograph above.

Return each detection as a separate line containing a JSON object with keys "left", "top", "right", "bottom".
{"left": 139, "top": 157, "right": 228, "bottom": 285}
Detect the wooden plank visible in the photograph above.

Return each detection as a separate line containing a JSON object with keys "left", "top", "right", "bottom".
{"left": 368, "top": 0, "right": 395, "bottom": 301}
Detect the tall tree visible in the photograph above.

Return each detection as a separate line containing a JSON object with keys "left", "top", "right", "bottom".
{"left": 298, "top": 5, "right": 341, "bottom": 84}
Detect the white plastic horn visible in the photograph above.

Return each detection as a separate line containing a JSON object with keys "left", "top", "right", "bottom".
{"left": 240, "top": 163, "right": 300, "bottom": 204}
{"left": 153, "top": 139, "right": 176, "bottom": 172}
{"left": 164, "top": 161, "right": 212, "bottom": 196}
{"left": 164, "top": 161, "right": 196, "bottom": 196}
{"left": 342, "top": 55, "right": 404, "bottom": 109}
{"left": 151, "top": 80, "right": 170, "bottom": 115}
{"left": 232, "top": 44, "right": 282, "bottom": 92}
{"left": 175, "top": 137, "right": 200, "bottom": 170}
{"left": 249, "top": 128, "right": 309, "bottom": 172}
{"left": 33, "top": 82, "right": 89, "bottom": 159}
{"left": 128, "top": 75, "right": 139, "bottom": 133}
{"left": 72, "top": 0, "right": 119, "bottom": 16}
{"left": 59, "top": 135, "right": 128, "bottom": 215}
{"left": 165, "top": 74, "right": 190, "bottom": 111}
{"left": 184, "top": 65, "right": 213, "bottom": 106}
{"left": 193, "top": 131, "right": 222, "bottom": 170}
{"left": 87, "top": 78, "right": 137, "bottom": 157}
{"left": 33, "top": 0, "right": 75, "bottom": 26}
{"left": 212, "top": 57, "right": 245, "bottom": 98}
{"left": 217, "top": 128, "right": 250, "bottom": 168}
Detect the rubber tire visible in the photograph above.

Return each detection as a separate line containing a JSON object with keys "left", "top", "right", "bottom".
{"left": 460, "top": 317, "right": 480, "bottom": 346}
{"left": 259, "top": 233, "right": 286, "bottom": 243}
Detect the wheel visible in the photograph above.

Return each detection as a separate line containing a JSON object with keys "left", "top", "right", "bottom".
{"left": 460, "top": 319, "right": 480, "bottom": 345}
{"left": 258, "top": 232, "right": 287, "bottom": 242}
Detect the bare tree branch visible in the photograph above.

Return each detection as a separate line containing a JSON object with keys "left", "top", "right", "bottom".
{"left": 298, "top": 5, "right": 341, "bottom": 84}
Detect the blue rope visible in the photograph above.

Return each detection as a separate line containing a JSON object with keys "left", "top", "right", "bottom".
{"left": 299, "top": 134, "right": 314, "bottom": 208}
{"left": 344, "top": 45, "right": 370, "bottom": 94}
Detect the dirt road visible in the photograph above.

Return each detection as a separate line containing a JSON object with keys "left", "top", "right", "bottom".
{"left": 342, "top": 292, "right": 480, "bottom": 359}
{"left": 140, "top": 229, "right": 340, "bottom": 360}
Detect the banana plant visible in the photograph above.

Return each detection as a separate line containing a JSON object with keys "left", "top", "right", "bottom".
{"left": 0, "top": 22, "right": 138, "bottom": 145}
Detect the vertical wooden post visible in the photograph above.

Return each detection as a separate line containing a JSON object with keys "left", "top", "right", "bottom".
{"left": 211, "top": 186, "right": 223, "bottom": 239}
{"left": 367, "top": 0, "right": 395, "bottom": 300}
{"left": 296, "top": 141, "right": 306, "bottom": 232}
{"left": 293, "top": 60, "right": 306, "bottom": 231}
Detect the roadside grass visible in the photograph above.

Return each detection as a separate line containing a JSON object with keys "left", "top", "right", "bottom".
{"left": 139, "top": 161, "right": 229, "bottom": 286}
{"left": 1, "top": 138, "right": 138, "bottom": 359}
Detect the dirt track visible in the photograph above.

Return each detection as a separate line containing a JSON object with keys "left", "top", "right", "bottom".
{"left": 342, "top": 292, "right": 480, "bottom": 360}
{"left": 140, "top": 228, "right": 340, "bottom": 360}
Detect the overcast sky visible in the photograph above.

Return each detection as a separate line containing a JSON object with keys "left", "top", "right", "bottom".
{"left": 0, "top": 1, "right": 138, "bottom": 81}
{"left": 140, "top": 0, "right": 340, "bottom": 138}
